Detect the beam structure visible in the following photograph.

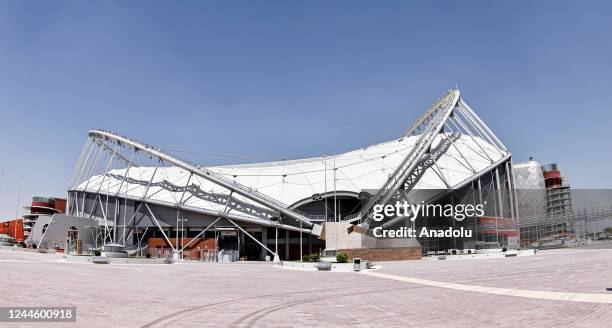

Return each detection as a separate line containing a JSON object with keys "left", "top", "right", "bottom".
{"left": 358, "top": 89, "right": 513, "bottom": 230}
{"left": 64, "top": 88, "right": 519, "bottom": 258}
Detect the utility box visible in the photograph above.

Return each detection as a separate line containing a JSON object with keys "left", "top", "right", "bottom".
{"left": 353, "top": 258, "right": 362, "bottom": 272}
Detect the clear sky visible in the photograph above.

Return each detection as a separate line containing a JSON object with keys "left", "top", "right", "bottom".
{"left": 1, "top": 1, "right": 611, "bottom": 219}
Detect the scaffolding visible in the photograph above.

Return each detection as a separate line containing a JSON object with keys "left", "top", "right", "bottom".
{"left": 519, "top": 205, "right": 612, "bottom": 248}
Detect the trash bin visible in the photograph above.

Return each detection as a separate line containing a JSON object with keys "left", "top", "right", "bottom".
{"left": 353, "top": 258, "right": 362, "bottom": 271}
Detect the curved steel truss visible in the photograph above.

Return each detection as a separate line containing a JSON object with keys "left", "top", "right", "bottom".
{"left": 346, "top": 90, "right": 517, "bottom": 228}
{"left": 67, "top": 127, "right": 320, "bottom": 258}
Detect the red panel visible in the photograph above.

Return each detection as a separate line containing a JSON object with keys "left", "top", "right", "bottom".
{"left": 478, "top": 217, "right": 514, "bottom": 225}
{"left": 53, "top": 198, "right": 67, "bottom": 213}
{"left": 543, "top": 170, "right": 561, "bottom": 179}
{"left": 31, "top": 202, "right": 53, "bottom": 208}
{"left": 0, "top": 219, "right": 24, "bottom": 242}
{"left": 480, "top": 229, "right": 518, "bottom": 237}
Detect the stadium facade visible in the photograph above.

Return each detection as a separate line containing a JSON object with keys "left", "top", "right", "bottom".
{"left": 32, "top": 89, "right": 521, "bottom": 261}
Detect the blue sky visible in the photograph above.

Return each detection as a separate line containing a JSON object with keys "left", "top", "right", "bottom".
{"left": 1, "top": 1, "right": 611, "bottom": 219}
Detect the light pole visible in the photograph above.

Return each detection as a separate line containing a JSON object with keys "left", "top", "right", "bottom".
{"left": 15, "top": 174, "right": 23, "bottom": 240}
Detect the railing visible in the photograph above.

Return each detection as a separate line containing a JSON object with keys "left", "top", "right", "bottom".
{"left": 343, "top": 213, "right": 361, "bottom": 223}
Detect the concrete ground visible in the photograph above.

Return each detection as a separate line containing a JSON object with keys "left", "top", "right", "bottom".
{"left": 1, "top": 248, "right": 612, "bottom": 327}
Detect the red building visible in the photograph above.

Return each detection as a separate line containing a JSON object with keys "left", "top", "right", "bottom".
{"left": 22, "top": 196, "right": 66, "bottom": 240}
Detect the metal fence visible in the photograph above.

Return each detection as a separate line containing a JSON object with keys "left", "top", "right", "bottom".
{"left": 519, "top": 205, "right": 612, "bottom": 249}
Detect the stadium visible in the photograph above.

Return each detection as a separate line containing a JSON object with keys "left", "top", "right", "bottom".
{"left": 31, "top": 89, "right": 518, "bottom": 261}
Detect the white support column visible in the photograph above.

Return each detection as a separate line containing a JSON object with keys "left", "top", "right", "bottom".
{"left": 509, "top": 159, "right": 520, "bottom": 227}
{"left": 176, "top": 173, "right": 193, "bottom": 254}
{"left": 495, "top": 168, "right": 505, "bottom": 219}
{"left": 74, "top": 192, "right": 80, "bottom": 217}
{"left": 494, "top": 169, "right": 503, "bottom": 244}
{"left": 145, "top": 203, "right": 175, "bottom": 252}
{"left": 97, "top": 195, "right": 111, "bottom": 244}
{"left": 477, "top": 177, "right": 483, "bottom": 240}
{"left": 504, "top": 161, "right": 516, "bottom": 222}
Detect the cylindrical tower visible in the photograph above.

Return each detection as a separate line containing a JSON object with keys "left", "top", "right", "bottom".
{"left": 541, "top": 163, "right": 572, "bottom": 217}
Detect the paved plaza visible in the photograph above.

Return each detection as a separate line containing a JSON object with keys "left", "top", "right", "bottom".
{"left": 1, "top": 248, "right": 612, "bottom": 327}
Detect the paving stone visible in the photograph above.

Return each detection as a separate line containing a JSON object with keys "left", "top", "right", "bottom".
{"left": 0, "top": 248, "right": 611, "bottom": 327}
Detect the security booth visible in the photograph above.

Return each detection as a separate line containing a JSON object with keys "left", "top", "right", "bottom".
{"left": 353, "top": 257, "right": 362, "bottom": 271}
